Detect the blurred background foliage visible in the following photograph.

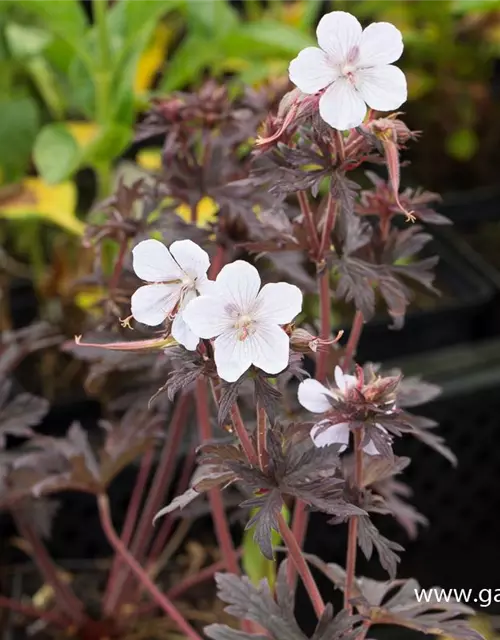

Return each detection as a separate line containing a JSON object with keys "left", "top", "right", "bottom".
{"left": 1, "top": 0, "right": 500, "bottom": 303}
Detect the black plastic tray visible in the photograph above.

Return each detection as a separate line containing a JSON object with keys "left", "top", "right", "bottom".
{"left": 351, "top": 227, "right": 498, "bottom": 363}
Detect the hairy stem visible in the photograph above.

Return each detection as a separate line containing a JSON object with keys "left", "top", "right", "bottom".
{"left": 342, "top": 311, "right": 364, "bottom": 372}
{"left": 103, "top": 448, "right": 154, "bottom": 609}
{"left": 106, "top": 395, "right": 190, "bottom": 613}
{"left": 196, "top": 377, "right": 240, "bottom": 575}
{"left": 256, "top": 401, "right": 268, "bottom": 472}
{"left": 230, "top": 403, "right": 259, "bottom": 466}
{"left": 316, "top": 269, "right": 331, "bottom": 383}
{"left": 0, "top": 595, "right": 68, "bottom": 628}
{"left": 318, "top": 194, "right": 338, "bottom": 258}
{"left": 278, "top": 513, "right": 325, "bottom": 618}
{"left": 298, "top": 190, "right": 320, "bottom": 256}
{"left": 344, "top": 429, "right": 363, "bottom": 611}
{"left": 97, "top": 494, "right": 202, "bottom": 640}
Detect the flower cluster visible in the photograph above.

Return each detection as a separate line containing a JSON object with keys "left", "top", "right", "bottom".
{"left": 131, "top": 239, "right": 303, "bottom": 382}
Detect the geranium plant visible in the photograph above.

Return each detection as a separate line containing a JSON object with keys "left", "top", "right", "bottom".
{"left": 0, "top": 10, "right": 483, "bottom": 640}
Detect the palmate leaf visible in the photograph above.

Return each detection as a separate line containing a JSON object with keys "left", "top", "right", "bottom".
{"left": 303, "top": 556, "right": 483, "bottom": 640}
{"left": 205, "top": 561, "right": 362, "bottom": 640}
{"left": 0, "top": 380, "right": 49, "bottom": 449}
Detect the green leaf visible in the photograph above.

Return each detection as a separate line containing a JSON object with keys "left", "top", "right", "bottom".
{"left": 223, "top": 20, "right": 315, "bottom": 58}
{"left": 0, "top": 97, "right": 40, "bottom": 183}
{"left": 242, "top": 504, "right": 289, "bottom": 589}
{"left": 445, "top": 128, "right": 479, "bottom": 161}
{"left": 33, "top": 124, "right": 80, "bottom": 183}
{"left": 4, "top": 23, "right": 52, "bottom": 58}
{"left": 14, "top": 0, "right": 88, "bottom": 46}
{"left": 160, "top": 34, "right": 220, "bottom": 91}
{"left": 185, "top": 0, "right": 238, "bottom": 36}
{"left": 83, "top": 123, "right": 132, "bottom": 165}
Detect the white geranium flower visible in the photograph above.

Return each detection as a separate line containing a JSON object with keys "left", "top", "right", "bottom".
{"left": 288, "top": 11, "right": 407, "bottom": 130}
{"left": 183, "top": 260, "right": 303, "bottom": 383}
{"left": 130, "top": 238, "right": 212, "bottom": 350}
{"left": 298, "top": 366, "right": 387, "bottom": 454}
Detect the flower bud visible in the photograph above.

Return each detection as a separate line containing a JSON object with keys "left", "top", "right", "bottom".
{"left": 290, "top": 328, "right": 343, "bottom": 353}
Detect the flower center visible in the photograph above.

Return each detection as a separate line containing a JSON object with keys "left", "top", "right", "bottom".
{"left": 341, "top": 46, "right": 360, "bottom": 85}
{"left": 234, "top": 314, "right": 255, "bottom": 341}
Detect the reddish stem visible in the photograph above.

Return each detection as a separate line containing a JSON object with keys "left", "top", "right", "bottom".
{"left": 103, "top": 448, "right": 154, "bottom": 608}
{"left": 230, "top": 404, "right": 259, "bottom": 466}
{"left": 344, "top": 430, "right": 363, "bottom": 611}
{"left": 13, "top": 516, "right": 85, "bottom": 623}
{"left": 209, "top": 244, "right": 226, "bottom": 279}
{"left": 256, "top": 402, "right": 268, "bottom": 472}
{"left": 316, "top": 270, "right": 331, "bottom": 384}
{"left": 298, "top": 190, "right": 320, "bottom": 256}
{"left": 107, "top": 395, "right": 190, "bottom": 613}
{"left": 97, "top": 494, "right": 202, "bottom": 640}
{"left": 318, "top": 194, "right": 338, "bottom": 258}
{"left": 0, "top": 595, "right": 68, "bottom": 628}
{"left": 196, "top": 377, "right": 240, "bottom": 575}
{"left": 148, "top": 448, "right": 196, "bottom": 564}
{"left": 342, "top": 311, "right": 364, "bottom": 372}
{"left": 278, "top": 513, "right": 324, "bottom": 618}
{"left": 109, "top": 238, "right": 128, "bottom": 293}
{"left": 287, "top": 502, "right": 308, "bottom": 589}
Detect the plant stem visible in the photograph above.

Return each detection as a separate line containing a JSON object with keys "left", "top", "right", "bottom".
{"left": 256, "top": 401, "right": 268, "bottom": 472}
{"left": 278, "top": 513, "right": 325, "bottom": 618}
{"left": 316, "top": 269, "right": 331, "bottom": 383}
{"left": 106, "top": 395, "right": 190, "bottom": 613}
{"left": 344, "top": 429, "right": 363, "bottom": 611}
{"left": 342, "top": 310, "right": 364, "bottom": 372}
{"left": 230, "top": 404, "right": 259, "bottom": 466}
{"left": 0, "top": 595, "right": 68, "bottom": 628}
{"left": 196, "top": 377, "right": 240, "bottom": 575}
{"left": 13, "top": 516, "right": 85, "bottom": 624}
{"left": 209, "top": 244, "right": 226, "bottom": 279}
{"left": 298, "top": 190, "right": 320, "bottom": 256}
{"left": 109, "top": 238, "right": 128, "bottom": 293}
{"left": 104, "top": 448, "right": 154, "bottom": 607}
{"left": 318, "top": 193, "right": 338, "bottom": 258}
{"left": 287, "top": 501, "right": 308, "bottom": 589}
{"left": 97, "top": 494, "right": 202, "bottom": 640}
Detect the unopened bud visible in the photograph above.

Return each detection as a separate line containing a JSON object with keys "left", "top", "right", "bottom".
{"left": 290, "top": 328, "right": 343, "bottom": 353}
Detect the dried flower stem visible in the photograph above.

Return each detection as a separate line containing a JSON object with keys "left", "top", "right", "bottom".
{"left": 342, "top": 310, "right": 364, "bottom": 371}
{"left": 0, "top": 595, "right": 68, "bottom": 628}
{"left": 97, "top": 494, "right": 202, "bottom": 640}
{"left": 14, "top": 516, "right": 85, "bottom": 623}
{"left": 104, "top": 448, "right": 154, "bottom": 607}
{"left": 278, "top": 512, "right": 325, "bottom": 618}
{"left": 344, "top": 429, "right": 364, "bottom": 611}
{"left": 196, "top": 377, "right": 240, "bottom": 575}
{"left": 256, "top": 400, "right": 268, "bottom": 472}
{"left": 298, "top": 190, "right": 320, "bottom": 255}
{"left": 106, "top": 395, "right": 190, "bottom": 613}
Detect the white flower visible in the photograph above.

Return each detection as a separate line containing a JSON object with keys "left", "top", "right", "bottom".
{"left": 130, "top": 238, "right": 212, "bottom": 350}
{"left": 298, "top": 366, "right": 386, "bottom": 454}
{"left": 183, "top": 260, "right": 303, "bottom": 382}
{"left": 288, "top": 11, "right": 407, "bottom": 130}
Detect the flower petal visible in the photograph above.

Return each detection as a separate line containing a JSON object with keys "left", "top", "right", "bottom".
{"left": 316, "top": 11, "right": 362, "bottom": 64}
{"left": 213, "top": 329, "right": 253, "bottom": 383}
{"left": 169, "top": 239, "right": 210, "bottom": 280}
{"left": 358, "top": 22, "right": 404, "bottom": 67}
{"left": 319, "top": 78, "right": 367, "bottom": 130}
{"left": 298, "top": 379, "right": 336, "bottom": 413}
{"left": 334, "top": 366, "right": 357, "bottom": 393}
{"left": 132, "top": 239, "right": 182, "bottom": 282}
{"left": 249, "top": 323, "right": 290, "bottom": 376}
{"left": 356, "top": 65, "right": 407, "bottom": 111}
{"left": 288, "top": 47, "right": 338, "bottom": 94}
{"left": 311, "top": 421, "right": 349, "bottom": 449}
{"left": 131, "top": 283, "right": 180, "bottom": 326}
{"left": 182, "top": 295, "right": 233, "bottom": 339}
{"left": 171, "top": 312, "right": 199, "bottom": 351}
{"left": 254, "top": 282, "right": 303, "bottom": 324}
{"left": 214, "top": 260, "right": 260, "bottom": 314}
